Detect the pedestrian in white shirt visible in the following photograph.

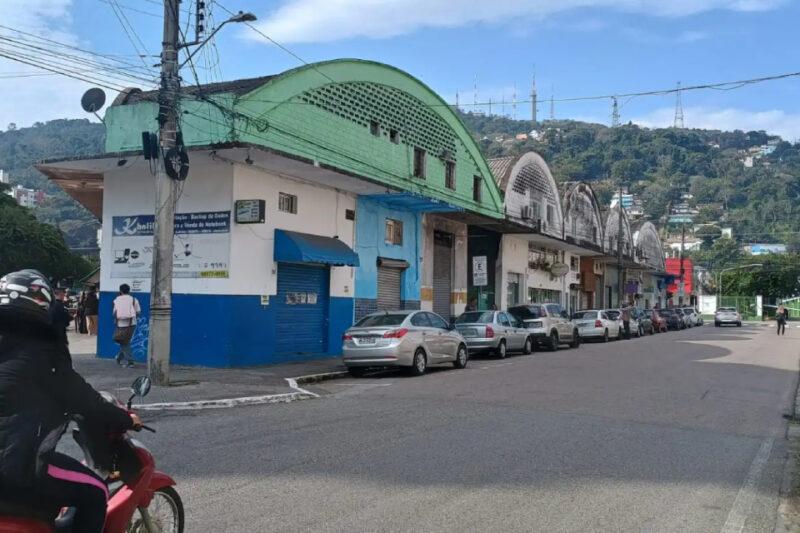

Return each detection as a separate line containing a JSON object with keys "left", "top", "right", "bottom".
{"left": 112, "top": 284, "right": 140, "bottom": 367}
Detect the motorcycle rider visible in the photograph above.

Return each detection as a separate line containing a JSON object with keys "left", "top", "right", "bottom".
{"left": 0, "top": 269, "right": 141, "bottom": 532}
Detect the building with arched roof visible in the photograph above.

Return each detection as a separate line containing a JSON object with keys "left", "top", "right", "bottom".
{"left": 38, "top": 59, "right": 506, "bottom": 366}
{"left": 601, "top": 205, "right": 636, "bottom": 308}
{"left": 562, "top": 182, "right": 606, "bottom": 310}
{"left": 631, "top": 220, "right": 668, "bottom": 309}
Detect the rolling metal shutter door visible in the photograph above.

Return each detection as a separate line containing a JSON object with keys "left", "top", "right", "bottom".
{"left": 276, "top": 263, "right": 329, "bottom": 355}
{"left": 433, "top": 236, "right": 453, "bottom": 319}
{"left": 377, "top": 266, "right": 402, "bottom": 311}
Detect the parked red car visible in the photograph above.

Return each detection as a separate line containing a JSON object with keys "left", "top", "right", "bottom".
{"left": 651, "top": 310, "right": 668, "bottom": 333}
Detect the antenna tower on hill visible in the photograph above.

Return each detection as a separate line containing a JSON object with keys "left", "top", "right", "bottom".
{"left": 674, "top": 81, "right": 685, "bottom": 128}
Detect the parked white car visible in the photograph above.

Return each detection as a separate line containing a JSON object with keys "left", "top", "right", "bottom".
{"left": 714, "top": 307, "right": 742, "bottom": 327}
{"left": 682, "top": 307, "right": 701, "bottom": 327}
{"left": 509, "top": 303, "right": 581, "bottom": 350}
{"left": 570, "top": 310, "right": 621, "bottom": 342}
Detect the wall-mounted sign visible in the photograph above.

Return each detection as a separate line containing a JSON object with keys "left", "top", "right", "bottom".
{"left": 234, "top": 199, "right": 265, "bottom": 224}
{"left": 110, "top": 210, "right": 231, "bottom": 279}
{"left": 550, "top": 262, "right": 570, "bottom": 277}
{"left": 472, "top": 256, "right": 488, "bottom": 287}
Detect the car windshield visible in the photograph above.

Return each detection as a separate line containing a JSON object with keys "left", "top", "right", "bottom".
{"left": 717, "top": 308, "right": 736, "bottom": 313}
{"left": 571, "top": 311, "right": 597, "bottom": 319}
{"left": 456, "top": 312, "right": 494, "bottom": 324}
{"left": 510, "top": 306, "right": 543, "bottom": 319}
{"left": 354, "top": 314, "right": 407, "bottom": 327}
{"left": 660, "top": 309, "right": 675, "bottom": 315}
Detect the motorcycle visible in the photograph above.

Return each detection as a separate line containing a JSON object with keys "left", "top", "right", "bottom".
{"left": 0, "top": 376, "right": 183, "bottom": 533}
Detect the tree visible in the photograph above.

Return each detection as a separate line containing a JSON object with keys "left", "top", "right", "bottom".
{"left": 695, "top": 225, "right": 722, "bottom": 248}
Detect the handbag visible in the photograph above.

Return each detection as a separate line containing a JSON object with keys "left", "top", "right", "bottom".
{"left": 113, "top": 326, "right": 135, "bottom": 345}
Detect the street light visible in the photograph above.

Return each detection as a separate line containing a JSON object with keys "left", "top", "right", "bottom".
{"left": 179, "top": 11, "right": 257, "bottom": 68}
{"left": 717, "top": 263, "right": 762, "bottom": 308}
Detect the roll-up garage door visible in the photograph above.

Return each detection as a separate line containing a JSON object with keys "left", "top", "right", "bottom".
{"left": 433, "top": 232, "right": 453, "bottom": 320}
{"left": 276, "top": 263, "right": 329, "bottom": 355}
{"left": 377, "top": 265, "right": 402, "bottom": 311}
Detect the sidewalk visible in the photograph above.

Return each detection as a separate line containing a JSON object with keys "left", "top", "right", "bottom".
{"left": 68, "top": 331, "right": 348, "bottom": 408}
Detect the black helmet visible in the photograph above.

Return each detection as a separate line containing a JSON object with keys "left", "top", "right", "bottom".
{"left": 0, "top": 269, "right": 55, "bottom": 326}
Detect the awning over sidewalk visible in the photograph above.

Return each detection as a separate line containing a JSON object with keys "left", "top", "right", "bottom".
{"left": 274, "top": 230, "right": 360, "bottom": 267}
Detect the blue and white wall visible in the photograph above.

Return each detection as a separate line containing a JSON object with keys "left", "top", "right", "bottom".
{"left": 353, "top": 196, "right": 422, "bottom": 319}
{"left": 97, "top": 152, "right": 356, "bottom": 367}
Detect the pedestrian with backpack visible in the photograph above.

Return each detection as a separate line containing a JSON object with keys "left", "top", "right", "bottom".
{"left": 112, "top": 284, "right": 140, "bottom": 367}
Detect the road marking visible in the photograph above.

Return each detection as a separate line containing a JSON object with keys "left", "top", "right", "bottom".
{"left": 720, "top": 437, "right": 775, "bottom": 533}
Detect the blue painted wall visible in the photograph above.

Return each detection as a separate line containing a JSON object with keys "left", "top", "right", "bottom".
{"left": 354, "top": 196, "right": 422, "bottom": 301}
{"left": 98, "top": 291, "right": 353, "bottom": 367}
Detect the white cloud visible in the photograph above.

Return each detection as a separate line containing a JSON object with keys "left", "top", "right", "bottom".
{"left": 0, "top": 0, "right": 101, "bottom": 128}
{"left": 249, "top": 0, "right": 785, "bottom": 44}
{"left": 676, "top": 30, "right": 711, "bottom": 42}
{"left": 631, "top": 106, "right": 800, "bottom": 140}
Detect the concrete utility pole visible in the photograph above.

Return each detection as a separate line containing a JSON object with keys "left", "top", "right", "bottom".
{"left": 617, "top": 186, "right": 624, "bottom": 307}
{"left": 148, "top": 0, "right": 182, "bottom": 385}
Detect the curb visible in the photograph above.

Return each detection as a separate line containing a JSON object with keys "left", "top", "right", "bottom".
{"left": 137, "top": 370, "right": 350, "bottom": 411}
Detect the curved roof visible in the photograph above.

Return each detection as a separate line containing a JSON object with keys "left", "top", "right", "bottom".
{"left": 562, "top": 182, "right": 604, "bottom": 249}
{"left": 488, "top": 152, "right": 563, "bottom": 239}
{"left": 603, "top": 205, "right": 633, "bottom": 257}
{"left": 105, "top": 59, "right": 505, "bottom": 219}
{"left": 632, "top": 220, "right": 666, "bottom": 271}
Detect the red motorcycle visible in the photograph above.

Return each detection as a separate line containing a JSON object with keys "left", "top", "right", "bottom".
{"left": 0, "top": 377, "right": 183, "bottom": 533}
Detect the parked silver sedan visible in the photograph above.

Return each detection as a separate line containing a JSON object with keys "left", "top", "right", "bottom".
{"left": 342, "top": 310, "right": 468, "bottom": 376}
{"left": 570, "top": 310, "right": 620, "bottom": 342}
{"left": 454, "top": 310, "right": 533, "bottom": 358}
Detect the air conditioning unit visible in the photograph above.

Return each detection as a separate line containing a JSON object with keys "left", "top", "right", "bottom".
{"left": 520, "top": 205, "right": 533, "bottom": 220}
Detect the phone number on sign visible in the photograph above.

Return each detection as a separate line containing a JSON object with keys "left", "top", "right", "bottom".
{"left": 199, "top": 271, "right": 229, "bottom": 278}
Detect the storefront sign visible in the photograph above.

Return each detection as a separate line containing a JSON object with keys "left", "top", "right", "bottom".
{"left": 234, "top": 199, "right": 265, "bottom": 224}
{"left": 472, "top": 256, "right": 488, "bottom": 287}
{"left": 111, "top": 211, "right": 231, "bottom": 279}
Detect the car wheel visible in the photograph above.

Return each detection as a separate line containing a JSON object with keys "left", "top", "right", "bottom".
{"left": 495, "top": 340, "right": 507, "bottom": 359}
{"left": 548, "top": 331, "right": 559, "bottom": 351}
{"left": 409, "top": 349, "right": 427, "bottom": 376}
{"left": 715, "top": 321, "right": 720, "bottom": 327}
{"left": 603, "top": 329, "right": 609, "bottom": 342}
{"left": 453, "top": 344, "right": 468, "bottom": 369}
{"left": 570, "top": 330, "right": 581, "bottom": 349}
{"left": 737, "top": 321, "right": 742, "bottom": 327}
{"left": 638, "top": 326, "right": 643, "bottom": 337}
{"left": 522, "top": 336, "right": 533, "bottom": 355}
{"left": 348, "top": 367, "right": 367, "bottom": 378}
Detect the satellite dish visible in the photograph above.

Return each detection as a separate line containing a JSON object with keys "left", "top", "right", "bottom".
{"left": 81, "top": 88, "right": 107, "bottom": 113}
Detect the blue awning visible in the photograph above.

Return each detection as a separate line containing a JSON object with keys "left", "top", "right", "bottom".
{"left": 274, "top": 230, "right": 360, "bottom": 267}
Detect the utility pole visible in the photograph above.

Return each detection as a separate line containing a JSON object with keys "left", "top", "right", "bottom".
{"left": 148, "top": 0, "right": 182, "bottom": 385}
{"left": 616, "top": 186, "right": 625, "bottom": 307}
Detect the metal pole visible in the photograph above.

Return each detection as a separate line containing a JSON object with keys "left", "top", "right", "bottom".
{"left": 678, "top": 223, "right": 686, "bottom": 305}
{"left": 616, "top": 186, "right": 624, "bottom": 307}
{"left": 148, "top": 0, "right": 181, "bottom": 386}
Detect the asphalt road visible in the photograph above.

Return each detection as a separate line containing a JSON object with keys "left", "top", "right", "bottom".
{"left": 136, "top": 322, "right": 799, "bottom": 532}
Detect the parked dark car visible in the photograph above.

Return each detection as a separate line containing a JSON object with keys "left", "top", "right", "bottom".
{"left": 650, "top": 310, "right": 668, "bottom": 333}
{"left": 660, "top": 308, "right": 685, "bottom": 330}
{"left": 633, "top": 308, "right": 654, "bottom": 335}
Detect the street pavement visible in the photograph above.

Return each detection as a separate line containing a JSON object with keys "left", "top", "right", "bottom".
{"left": 110, "top": 323, "right": 798, "bottom": 531}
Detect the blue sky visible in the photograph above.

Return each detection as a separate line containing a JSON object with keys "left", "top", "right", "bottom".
{"left": 2, "top": 0, "right": 800, "bottom": 138}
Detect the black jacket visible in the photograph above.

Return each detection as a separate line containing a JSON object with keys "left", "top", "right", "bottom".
{"left": 0, "top": 324, "right": 133, "bottom": 488}
{"left": 83, "top": 293, "right": 99, "bottom": 316}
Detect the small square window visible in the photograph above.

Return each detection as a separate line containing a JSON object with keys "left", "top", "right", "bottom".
{"left": 345, "top": 209, "right": 355, "bottom": 221}
{"left": 445, "top": 161, "right": 456, "bottom": 190}
{"left": 472, "top": 176, "right": 482, "bottom": 202}
{"left": 278, "top": 192, "right": 297, "bottom": 214}
{"left": 389, "top": 129, "right": 400, "bottom": 144}
{"left": 370, "top": 120, "right": 380, "bottom": 137}
{"left": 385, "top": 219, "right": 403, "bottom": 245}
{"left": 413, "top": 147, "right": 426, "bottom": 179}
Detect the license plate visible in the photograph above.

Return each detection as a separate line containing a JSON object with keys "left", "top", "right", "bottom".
{"left": 358, "top": 337, "right": 376, "bottom": 345}
{"left": 460, "top": 329, "right": 478, "bottom": 337}
{"left": 577, "top": 322, "right": 590, "bottom": 328}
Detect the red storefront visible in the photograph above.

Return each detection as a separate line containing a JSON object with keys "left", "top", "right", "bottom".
{"left": 665, "top": 257, "right": 694, "bottom": 306}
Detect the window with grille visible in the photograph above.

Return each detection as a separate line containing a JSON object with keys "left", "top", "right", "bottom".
{"left": 445, "top": 161, "right": 456, "bottom": 190}
{"left": 370, "top": 120, "right": 380, "bottom": 137}
{"left": 385, "top": 218, "right": 403, "bottom": 245}
{"left": 389, "top": 129, "right": 400, "bottom": 144}
{"left": 413, "top": 148, "right": 426, "bottom": 179}
{"left": 472, "top": 176, "right": 482, "bottom": 202}
{"left": 278, "top": 192, "right": 297, "bottom": 214}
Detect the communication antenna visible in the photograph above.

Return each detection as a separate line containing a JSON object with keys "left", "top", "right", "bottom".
{"left": 512, "top": 83, "right": 517, "bottom": 120}
{"left": 488, "top": 97, "right": 492, "bottom": 116}
{"left": 611, "top": 96, "right": 620, "bottom": 127}
{"left": 455, "top": 90, "right": 459, "bottom": 110}
{"left": 674, "top": 81, "right": 684, "bottom": 128}
{"left": 530, "top": 72, "right": 537, "bottom": 127}
{"left": 549, "top": 83, "right": 555, "bottom": 120}
{"left": 473, "top": 74, "right": 478, "bottom": 113}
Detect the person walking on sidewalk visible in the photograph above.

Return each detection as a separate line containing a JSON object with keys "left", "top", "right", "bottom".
{"left": 621, "top": 304, "right": 631, "bottom": 339}
{"left": 777, "top": 304, "right": 788, "bottom": 336}
{"left": 112, "top": 284, "right": 140, "bottom": 367}
{"left": 84, "top": 285, "right": 99, "bottom": 336}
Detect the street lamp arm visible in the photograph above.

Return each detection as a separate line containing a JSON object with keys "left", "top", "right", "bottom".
{"left": 179, "top": 12, "right": 257, "bottom": 69}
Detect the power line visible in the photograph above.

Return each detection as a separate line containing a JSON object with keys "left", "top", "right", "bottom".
{"left": 0, "top": 51, "right": 128, "bottom": 92}
{"left": 95, "top": 0, "right": 161, "bottom": 18}
{"left": 105, "top": 0, "right": 152, "bottom": 69}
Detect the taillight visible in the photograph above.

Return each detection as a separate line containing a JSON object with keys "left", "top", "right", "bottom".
{"left": 485, "top": 325, "right": 495, "bottom": 338}
{"left": 383, "top": 328, "right": 408, "bottom": 339}
{"left": 595, "top": 320, "right": 603, "bottom": 328}
{"left": 342, "top": 334, "right": 353, "bottom": 341}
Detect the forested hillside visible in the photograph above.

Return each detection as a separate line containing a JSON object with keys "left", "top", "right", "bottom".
{"left": 460, "top": 112, "right": 800, "bottom": 246}
{"left": 0, "top": 120, "right": 104, "bottom": 249}
{"left": 3, "top": 115, "right": 800, "bottom": 256}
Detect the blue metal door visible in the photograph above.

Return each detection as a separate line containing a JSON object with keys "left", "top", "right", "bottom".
{"left": 276, "top": 263, "right": 329, "bottom": 355}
